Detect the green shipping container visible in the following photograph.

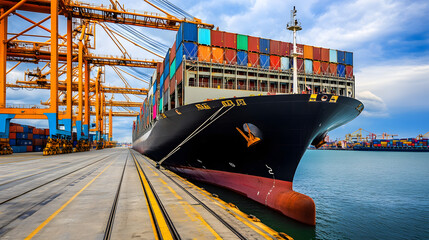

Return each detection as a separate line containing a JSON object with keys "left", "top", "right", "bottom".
{"left": 170, "top": 59, "right": 176, "bottom": 79}
{"left": 198, "top": 28, "right": 211, "bottom": 45}
{"left": 237, "top": 34, "right": 248, "bottom": 51}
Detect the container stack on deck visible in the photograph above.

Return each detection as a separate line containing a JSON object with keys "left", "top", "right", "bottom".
{"left": 320, "top": 138, "right": 429, "bottom": 151}
{"left": 9, "top": 123, "right": 49, "bottom": 153}
{"left": 133, "top": 23, "right": 355, "bottom": 137}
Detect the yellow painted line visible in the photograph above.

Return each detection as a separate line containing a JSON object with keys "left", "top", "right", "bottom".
{"left": 167, "top": 170, "right": 287, "bottom": 240}
{"left": 145, "top": 164, "right": 159, "bottom": 176}
{"left": 24, "top": 160, "right": 115, "bottom": 240}
{"left": 182, "top": 202, "right": 222, "bottom": 239}
{"left": 133, "top": 157, "right": 173, "bottom": 240}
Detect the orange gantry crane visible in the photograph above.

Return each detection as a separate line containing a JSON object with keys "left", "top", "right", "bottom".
{"left": 0, "top": 0, "right": 213, "bottom": 154}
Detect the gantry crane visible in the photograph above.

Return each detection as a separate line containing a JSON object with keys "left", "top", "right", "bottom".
{"left": 0, "top": 0, "right": 213, "bottom": 154}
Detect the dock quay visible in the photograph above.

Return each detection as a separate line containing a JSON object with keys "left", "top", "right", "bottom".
{"left": 0, "top": 148, "right": 291, "bottom": 240}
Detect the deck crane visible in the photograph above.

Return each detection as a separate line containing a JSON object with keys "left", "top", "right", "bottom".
{"left": 0, "top": 0, "right": 214, "bottom": 154}
{"left": 417, "top": 131, "right": 429, "bottom": 140}
{"left": 345, "top": 128, "right": 378, "bottom": 143}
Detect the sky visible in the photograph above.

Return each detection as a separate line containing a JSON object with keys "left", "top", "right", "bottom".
{"left": 6, "top": 0, "right": 429, "bottom": 142}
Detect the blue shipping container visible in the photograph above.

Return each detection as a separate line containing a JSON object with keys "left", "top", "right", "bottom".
{"left": 176, "top": 22, "right": 198, "bottom": 50}
{"left": 345, "top": 52, "right": 353, "bottom": 65}
{"left": 260, "top": 54, "right": 270, "bottom": 69}
{"left": 23, "top": 126, "right": 29, "bottom": 133}
{"left": 11, "top": 146, "right": 27, "bottom": 153}
{"left": 281, "top": 57, "right": 290, "bottom": 70}
{"left": 198, "top": 28, "right": 211, "bottom": 45}
{"left": 34, "top": 146, "right": 43, "bottom": 152}
{"left": 329, "top": 49, "right": 337, "bottom": 63}
{"left": 337, "top": 64, "right": 346, "bottom": 77}
{"left": 304, "top": 60, "right": 313, "bottom": 74}
{"left": 16, "top": 133, "right": 27, "bottom": 139}
{"left": 337, "top": 51, "right": 345, "bottom": 64}
{"left": 9, "top": 139, "right": 16, "bottom": 146}
{"left": 176, "top": 42, "right": 198, "bottom": 67}
{"left": 260, "top": 38, "right": 270, "bottom": 54}
{"left": 164, "top": 59, "right": 169, "bottom": 76}
{"left": 237, "top": 51, "right": 248, "bottom": 66}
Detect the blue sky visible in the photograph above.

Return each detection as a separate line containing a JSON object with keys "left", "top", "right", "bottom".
{"left": 6, "top": 0, "right": 429, "bottom": 142}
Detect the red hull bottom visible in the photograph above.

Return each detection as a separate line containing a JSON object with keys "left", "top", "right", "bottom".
{"left": 170, "top": 166, "right": 316, "bottom": 225}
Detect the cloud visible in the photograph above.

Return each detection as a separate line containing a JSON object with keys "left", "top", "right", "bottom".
{"left": 356, "top": 90, "right": 388, "bottom": 117}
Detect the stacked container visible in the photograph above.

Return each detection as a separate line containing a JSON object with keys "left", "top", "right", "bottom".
{"left": 9, "top": 123, "right": 49, "bottom": 153}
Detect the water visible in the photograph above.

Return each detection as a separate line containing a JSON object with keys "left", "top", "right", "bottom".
{"left": 192, "top": 150, "right": 429, "bottom": 240}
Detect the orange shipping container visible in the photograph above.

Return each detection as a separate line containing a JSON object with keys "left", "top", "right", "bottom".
{"left": 9, "top": 132, "right": 16, "bottom": 139}
{"left": 329, "top": 63, "right": 337, "bottom": 76}
{"left": 321, "top": 48, "right": 330, "bottom": 62}
{"left": 211, "top": 47, "right": 224, "bottom": 63}
{"left": 303, "top": 45, "right": 313, "bottom": 59}
{"left": 27, "top": 146, "right": 33, "bottom": 152}
{"left": 28, "top": 133, "right": 33, "bottom": 140}
{"left": 313, "top": 61, "right": 321, "bottom": 75}
{"left": 170, "top": 76, "right": 176, "bottom": 95}
{"left": 198, "top": 45, "right": 211, "bottom": 62}
{"left": 176, "top": 64, "right": 183, "bottom": 84}
{"left": 10, "top": 125, "right": 24, "bottom": 133}
{"left": 270, "top": 55, "right": 280, "bottom": 70}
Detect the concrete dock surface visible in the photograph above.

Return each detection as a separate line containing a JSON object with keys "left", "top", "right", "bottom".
{"left": 0, "top": 148, "right": 292, "bottom": 240}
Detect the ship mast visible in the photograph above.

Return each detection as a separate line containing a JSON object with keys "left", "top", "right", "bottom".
{"left": 287, "top": 6, "right": 302, "bottom": 94}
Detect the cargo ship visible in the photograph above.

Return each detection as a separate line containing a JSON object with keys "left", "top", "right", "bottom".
{"left": 132, "top": 8, "right": 363, "bottom": 225}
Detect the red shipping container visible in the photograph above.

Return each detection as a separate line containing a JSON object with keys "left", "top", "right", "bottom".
{"left": 170, "top": 76, "right": 176, "bottom": 95}
{"left": 176, "top": 64, "right": 183, "bottom": 84}
{"left": 270, "top": 55, "right": 280, "bottom": 70}
{"left": 10, "top": 125, "right": 24, "bottom": 133}
{"left": 28, "top": 133, "right": 33, "bottom": 140}
{"left": 171, "top": 41, "right": 176, "bottom": 57}
{"left": 248, "top": 36, "right": 259, "bottom": 52}
{"left": 313, "top": 47, "right": 321, "bottom": 61}
{"left": 321, "top": 48, "right": 329, "bottom": 62}
{"left": 163, "top": 76, "right": 170, "bottom": 93}
{"left": 329, "top": 63, "right": 337, "bottom": 76}
{"left": 224, "top": 49, "right": 237, "bottom": 65}
{"left": 27, "top": 146, "right": 33, "bottom": 152}
{"left": 9, "top": 132, "right": 16, "bottom": 139}
{"left": 211, "top": 30, "right": 224, "bottom": 47}
{"left": 156, "top": 62, "right": 162, "bottom": 75}
{"left": 170, "top": 48, "right": 176, "bottom": 64}
{"left": 248, "top": 52, "right": 259, "bottom": 67}
{"left": 270, "top": 40, "right": 281, "bottom": 55}
{"left": 321, "top": 62, "right": 329, "bottom": 75}
{"left": 224, "top": 32, "right": 236, "bottom": 49}
{"left": 34, "top": 139, "right": 43, "bottom": 146}
{"left": 44, "top": 129, "right": 49, "bottom": 135}
{"left": 313, "top": 61, "right": 321, "bottom": 74}
{"left": 297, "top": 58, "right": 304, "bottom": 73}
{"left": 280, "top": 42, "right": 290, "bottom": 56}
{"left": 346, "top": 66, "right": 353, "bottom": 78}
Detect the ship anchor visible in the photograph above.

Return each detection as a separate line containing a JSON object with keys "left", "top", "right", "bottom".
{"left": 236, "top": 123, "right": 261, "bottom": 147}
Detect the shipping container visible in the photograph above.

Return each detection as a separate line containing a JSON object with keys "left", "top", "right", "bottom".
{"left": 270, "top": 40, "right": 281, "bottom": 55}
{"left": 260, "top": 54, "right": 270, "bottom": 69}
{"left": 303, "top": 45, "right": 313, "bottom": 59}
{"left": 211, "top": 47, "right": 224, "bottom": 63}
{"left": 248, "top": 52, "right": 259, "bottom": 67}
{"left": 280, "top": 42, "right": 290, "bottom": 56}
{"left": 170, "top": 76, "right": 176, "bottom": 95}
{"left": 164, "top": 57, "right": 170, "bottom": 76}
{"left": 297, "top": 58, "right": 304, "bottom": 73}
{"left": 170, "top": 59, "right": 176, "bottom": 79}
{"left": 198, "top": 45, "right": 211, "bottom": 62}
{"left": 337, "top": 51, "right": 345, "bottom": 64}
{"left": 224, "top": 32, "right": 237, "bottom": 49}
{"left": 237, "top": 51, "right": 248, "bottom": 66}
{"left": 280, "top": 57, "right": 290, "bottom": 70}
{"left": 9, "top": 132, "right": 16, "bottom": 139}
{"left": 176, "top": 42, "right": 197, "bottom": 67}
{"left": 345, "top": 52, "right": 353, "bottom": 65}
{"left": 313, "top": 61, "right": 321, "bottom": 75}
{"left": 270, "top": 55, "right": 280, "bottom": 70}
{"left": 346, "top": 65, "right": 353, "bottom": 78}
{"left": 237, "top": 34, "right": 248, "bottom": 51}
{"left": 337, "top": 64, "right": 346, "bottom": 77}
{"left": 321, "top": 48, "right": 329, "bottom": 62}
{"left": 176, "top": 64, "right": 183, "bottom": 84}
{"left": 211, "top": 30, "right": 223, "bottom": 47}
{"left": 224, "top": 49, "right": 237, "bottom": 64}
{"left": 321, "top": 62, "right": 329, "bottom": 75}
{"left": 176, "top": 22, "right": 197, "bottom": 50}
{"left": 260, "top": 38, "right": 270, "bottom": 54}
{"left": 11, "top": 146, "right": 26, "bottom": 153}
{"left": 198, "top": 28, "right": 211, "bottom": 45}
{"left": 329, "top": 49, "right": 337, "bottom": 63}
{"left": 163, "top": 75, "right": 169, "bottom": 93}
{"left": 304, "top": 59, "right": 313, "bottom": 74}
{"left": 9, "top": 139, "right": 16, "bottom": 146}
{"left": 248, "top": 36, "right": 259, "bottom": 52}
{"left": 171, "top": 42, "right": 176, "bottom": 61}
{"left": 329, "top": 63, "right": 337, "bottom": 76}
{"left": 313, "top": 47, "right": 321, "bottom": 61}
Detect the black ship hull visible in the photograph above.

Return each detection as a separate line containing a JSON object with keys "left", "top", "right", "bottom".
{"left": 133, "top": 94, "right": 363, "bottom": 225}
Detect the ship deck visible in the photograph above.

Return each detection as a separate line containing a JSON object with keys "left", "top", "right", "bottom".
{"left": 0, "top": 148, "right": 292, "bottom": 239}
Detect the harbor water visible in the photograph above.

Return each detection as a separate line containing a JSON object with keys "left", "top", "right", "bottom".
{"left": 192, "top": 150, "right": 429, "bottom": 240}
